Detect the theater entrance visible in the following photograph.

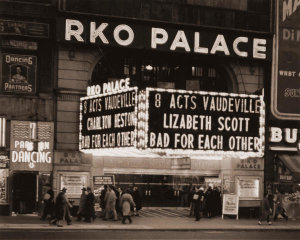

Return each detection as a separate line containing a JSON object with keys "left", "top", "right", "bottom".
{"left": 112, "top": 174, "right": 218, "bottom": 207}
{"left": 12, "top": 172, "right": 37, "bottom": 214}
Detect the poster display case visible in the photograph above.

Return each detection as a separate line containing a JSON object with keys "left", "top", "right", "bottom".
{"left": 236, "top": 176, "right": 260, "bottom": 200}
{"left": 59, "top": 172, "right": 89, "bottom": 198}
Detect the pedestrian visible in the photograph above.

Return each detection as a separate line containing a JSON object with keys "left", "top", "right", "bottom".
{"left": 258, "top": 193, "right": 272, "bottom": 225}
{"left": 204, "top": 186, "right": 213, "bottom": 218}
{"left": 100, "top": 185, "right": 107, "bottom": 219}
{"left": 104, "top": 185, "right": 118, "bottom": 221}
{"left": 52, "top": 187, "right": 72, "bottom": 227}
{"left": 85, "top": 187, "right": 96, "bottom": 222}
{"left": 211, "top": 186, "right": 221, "bottom": 217}
{"left": 189, "top": 186, "right": 195, "bottom": 217}
{"left": 132, "top": 186, "right": 142, "bottom": 216}
{"left": 76, "top": 187, "right": 87, "bottom": 221}
{"left": 273, "top": 191, "right": 288, "bottom": 221}
{"left": 120, "top": 188, "right": 136, "bottom": 224}
{"left": 193, "top": 186, "right": 204, "bottom": 221}
{"left": 40, "top": 187, "right": 54, "bottom": 220}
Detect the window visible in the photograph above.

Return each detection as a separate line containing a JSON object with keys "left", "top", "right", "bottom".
{"left": 91, "top": 50, "right": 230, "bottom": 93}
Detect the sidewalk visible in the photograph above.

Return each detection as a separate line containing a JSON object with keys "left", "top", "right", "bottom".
{"left": 0, "top": 213, "right": 299, "bottom": 231}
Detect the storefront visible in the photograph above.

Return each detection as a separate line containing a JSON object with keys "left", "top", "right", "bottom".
{"left": 268, "top": 126, "right": 300, "bottom": 219}
{"left": 9, "top": 120, "right": 54, "bottom": 214}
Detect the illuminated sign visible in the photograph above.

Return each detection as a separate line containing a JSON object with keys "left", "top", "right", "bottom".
{"left": 80, "top": 87, "right": 138, "bottom": 150}
{"left": 2, "top": 53, "right": 37, "bottom": 94}
{"left": 139, "top": 88, "right": 264, "bottom": 157}
{"left": 57, "top": 18, "right": 272, "bottom": 60}
{"left": 87, "top": 78, "right": 130, "bottom": 96}
{"left": 10, "top": 121, "right": 54, "bottom": 171}
{"left": 269, "top": 126, "right": 300, "bottom": 151}
{"left": 271, "top": 0, "right": 300, "bottom": 119}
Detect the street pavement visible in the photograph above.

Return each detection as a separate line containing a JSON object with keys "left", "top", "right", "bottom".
{"left": 0, "top": 208, "right": 299, "bottom": 232}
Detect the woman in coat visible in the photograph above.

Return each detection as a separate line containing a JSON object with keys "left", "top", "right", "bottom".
{"left": 119, "top": 189, "right": 136, "bottom": 224}
{"left": 258, "top": 193, "right": 272, "bottom": 225}
{"left": 104, "top": 186, "right": 117, "bottom": 221}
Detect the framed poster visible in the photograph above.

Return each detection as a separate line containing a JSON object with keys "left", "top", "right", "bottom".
{"left": 236, "top": 176, "right": 260, "bottom": 200}
{"left": 60, "top": 172, "right": 89, "bottom": 198}
{"left": 1, "top": 53, "right": 37, "bottom": 94}
{"left": 222, "top": 194, "right": 239, "bottom": 220}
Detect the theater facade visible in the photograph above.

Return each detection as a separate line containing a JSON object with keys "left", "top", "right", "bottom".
{"left": 54, "top": 13, "right": 271, "bottom": 210}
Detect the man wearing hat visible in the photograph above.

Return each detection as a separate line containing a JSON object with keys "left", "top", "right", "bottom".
{"left": 77, "top": 187, "right": 87, "bottom": 221}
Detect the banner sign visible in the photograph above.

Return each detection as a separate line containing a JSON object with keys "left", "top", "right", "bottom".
{"left": 269, "top": 126, "right": 300, "bottom": 151}
{"left": 142, "top": 88, "right": 264, "bottom": 156}
{"left": 1, "top": 53, "right": 37, "bottom": 94}
{"left": 222, "top": 194, "right": 239, "bottom": 219}
{"left": 80, "top": 87, "right": 138, "bottom": 150}
{"left": 10, "top": 121, "right": 54, "bottom": 171}
{"left": 0, "top": 19, "right": 49, "bottom": 38}
{"left": 271, "top": 0, "right": 300, "bottom": 119}
{"left": 57, "top": 18, "right": 272, "bottom": 60}
{"left": 93, "top": 175, "right": 115, "bottom": 186}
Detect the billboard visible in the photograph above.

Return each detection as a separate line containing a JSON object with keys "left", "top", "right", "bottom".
{"left": 139, "top": 88, "right": 264, "bottom": 157}
{"left": 271, "top": 0, "right": 300, "bottom": 119}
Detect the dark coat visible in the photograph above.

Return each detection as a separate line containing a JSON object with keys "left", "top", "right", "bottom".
{"left": 260, "top": 196, "right": 271, "bottom": 219}
{"left": 55, "top": 192, "right": 71, "bottom": 220}
{"left": 132, "top": 189, "right": 142, "bottom": 211}
{"left": 85, "top": 192, "right": 95, "bottom": 218}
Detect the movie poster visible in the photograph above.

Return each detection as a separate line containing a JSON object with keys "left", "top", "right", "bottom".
{"left": 1, "top": 53, "right": 36, "bottom": 94}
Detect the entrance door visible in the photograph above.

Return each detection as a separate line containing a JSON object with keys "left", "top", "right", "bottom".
{"left": 13, "top": 172, "right": 37, "bottom": 214}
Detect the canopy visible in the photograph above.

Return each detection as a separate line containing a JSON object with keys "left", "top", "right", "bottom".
{"left": 278, "top": 154, "right": 300, "bottom": 181}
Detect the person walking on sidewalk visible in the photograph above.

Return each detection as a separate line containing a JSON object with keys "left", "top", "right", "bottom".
{"left": 273, "top": 191, "right": 288, "bottom": 221}
{"left": 76, "top": 187, "right": 87, "bottom": 221}
{"left": 120, "top": 188, "right": 136, "bottom": 224}
{"left": 132, "top": 186, "right": 142, "bottom": 216}
{"left": 53, "top": 187, "right": 72, "bottom": 227}
{"left": 40, "top": 187, "right": 54, "bottom": 221}
{"left": 104, "top": 185, "right": 118, "bottom": 221}
{"left": 258, "top": 193, "right": 272, "bottom": 225}
{"left": 193, "top": 186, "right": 204, "bottom": 221}
{"left": 85, "top": 187, "right": 96, "bottom": 222}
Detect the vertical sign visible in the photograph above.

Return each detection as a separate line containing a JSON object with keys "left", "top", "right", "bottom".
{"left": 271, "top": 0, "right": 300, "bottom": 119}
{"left": 1, "top": 54, "right": 37, "bottom": 94}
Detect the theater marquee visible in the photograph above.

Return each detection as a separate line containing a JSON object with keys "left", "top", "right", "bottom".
{"left": 79, "top": 81, "right": 138, "bottom": 151}
{"left": 138, "top": 88, "right": 265, "bottom": 157}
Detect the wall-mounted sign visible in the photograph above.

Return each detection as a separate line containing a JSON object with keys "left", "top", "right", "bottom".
{"left": 54, "top": 151, "right": 92, "bottom": 165}
{"left": 0, "top": 151, "right": 9, "bottom": 168}
{"left": 0, "top": 40, "right": 38, "bottom": 50}
{"left": 139, "top": 88, "right": 264, "bottom": 157}
{"left": 271, "top": 0, "right": 300, "bottom": 119}
{"left": 80, "top": 87, "right": 138, "bottom": 150}
{"left": 236, "top": 176, "right": 260, "bottom": 199}
{"left": 269, "top": 126, "right": 300, "bottom": 151}
{"left": 10, "top": 121, "right": 54, "bottom": 171}
{"left": 235, "top": 158, "right": 263, "bottom": 170}
{"left": 222, "top": 194, "right": 239, "bottom": 219}
{"left": 0, "top": 19, "right": 49, "bottom": 38}
{"left": 57, "top": 18, "right": 271, "bottom": 60}
{"left": 93, "top": 175, "right": 115, "bottom": 186}
{"left": 1, "top": 53, "right": 37, "bottom": 94}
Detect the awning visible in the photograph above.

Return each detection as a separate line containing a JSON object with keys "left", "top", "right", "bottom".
{"left": 278, "top": 154, "right": 300, "bottom": 181}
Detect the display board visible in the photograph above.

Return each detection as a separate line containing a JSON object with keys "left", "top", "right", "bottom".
{"left": 271, "top": 0, "right": 300, "bottom": 119}
{"left": 80, "top": 87, "right": 138, "bottom": 150}
{"left": 222, "top": 194, "right": 239, "bottom": 220}
{"left": 140, "top": 88, "right": 264, "bottom": 157}
{"left": 93, "top": 175, "right": 115, "bottom": 186}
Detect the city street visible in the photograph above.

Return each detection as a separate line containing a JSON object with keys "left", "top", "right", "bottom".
{"left": 1, "top": 230, "right": 300, "bottom": 240}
